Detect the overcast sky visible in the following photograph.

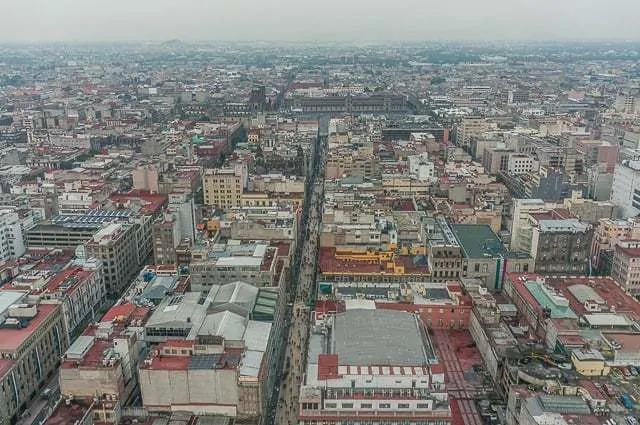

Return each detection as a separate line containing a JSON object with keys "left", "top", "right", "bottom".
{"left": 1, "top": 0, "right": 638, "bottom": 43}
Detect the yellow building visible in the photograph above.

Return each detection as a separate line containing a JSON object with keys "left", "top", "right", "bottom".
{"left": 203, "top": 165, "right": 246, "bottom": 209}
{"left": 571, "top": 349, "right": 610, "bottom": 376}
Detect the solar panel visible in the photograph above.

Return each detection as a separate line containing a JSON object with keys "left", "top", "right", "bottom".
{"left": 188, "top": 354, "right": 221, "bottom": 370}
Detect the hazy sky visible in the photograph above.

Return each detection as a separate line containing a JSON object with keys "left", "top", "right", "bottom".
{"left": 1, "top": 0, "right": 639, "bottom": 43}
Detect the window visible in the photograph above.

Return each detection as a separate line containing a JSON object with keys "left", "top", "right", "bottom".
{"left": 379, "top": 403, "right": 391, "bottom": 408}
{"left": 325, "top": 403, "right": 337, "bottom": 408}
{"left": 361, "top": 403, "right": 372, "bottom": 409}
{"left": 398, "top": 403, "right": 410, "bottom": 408}
{"left": 341, "top": 403, "right": 354, "bottom": 409}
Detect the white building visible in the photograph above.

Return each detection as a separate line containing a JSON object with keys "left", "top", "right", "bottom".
{"left": 611, "top": 159, "right": 640, "bottom": 218}
{"left": 509, "top": 199, "right": 552, "bottom": 252}
{"left": 0, "top": 208, "right": 26, "bottom": 260}
{"left": 407, "top": 153, "right": 436, "bottom": 182}
{"left": 507, "top": 153, "right": 535, "bottom": 175}
{"left": 168, "top": 192, "right": 197, "bottom": 242}
{"left": 298, "top": 309, "right": 449, "bottom": 425}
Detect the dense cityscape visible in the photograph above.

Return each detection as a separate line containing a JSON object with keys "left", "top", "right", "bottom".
{"left": 0, "top": 39, "right": 639, "bottom": 425}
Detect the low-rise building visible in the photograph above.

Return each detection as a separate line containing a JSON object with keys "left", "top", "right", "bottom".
{"left": 189, "top": 242, "right": 278, "bottom": 292}
{"left": 298, "top": 308, "right": 450, "bottom": 424}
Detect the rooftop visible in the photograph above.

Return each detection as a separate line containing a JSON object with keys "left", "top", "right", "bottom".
{"left": 0, "top": 303, "right": 59, "bottom": 353}
{"left": 450, "top": 224, "right": 505, "bottom": 259}
{"left": 44, "top": 399, "right": 93, "bottom": 425}
{"left": 331, "top": 309, "right": 433, "bottom": 366}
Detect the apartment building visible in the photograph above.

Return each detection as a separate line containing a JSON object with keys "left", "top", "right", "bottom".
{"left": 0, "top": 294, "right": 68, "bottom": 425}
{"left": 202, "top": 163, "right": 248, "bottom": 209}
{"left": 590, "top": 218, "right": 640, "bottom": 273}
{"left": 60, "top": 320, "right": 143, "bottom": 408}
{"left": 455, "top": 116, "right": 489, "bottom": 149}
{"left": 507, "top": 153, "right": 536, "bottom": 175}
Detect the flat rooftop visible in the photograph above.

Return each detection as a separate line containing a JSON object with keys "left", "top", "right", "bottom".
{"left": 331, "top": 309, "right": 432, "bottom": 366}
{"left": 0, "top": 303, "right": 59, "bottom": 352}
{"left": 450, "top": 224, "right": 505, "bottom": 259}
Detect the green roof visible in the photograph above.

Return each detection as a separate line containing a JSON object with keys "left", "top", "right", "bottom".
{"left": 525, "top": 281, "right": 577, "bottom": 320}
{"left": 451, "top": 224, "right": 506, "bottom": 259}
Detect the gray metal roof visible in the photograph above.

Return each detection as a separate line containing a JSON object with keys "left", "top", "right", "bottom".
{"left": 213, "top": 281, "right": 258, "bottom": 308}
{"left": 192, "top": 310, "right": 247, "bottom": 341}
{"left": 146, "top": 292, "right": 208, "bottom": 329}
{"left": 243, "top": 320, "right": 271, "bottom": 352}
{"left": 332, "top": 309, "right": 430, "bottom": 366}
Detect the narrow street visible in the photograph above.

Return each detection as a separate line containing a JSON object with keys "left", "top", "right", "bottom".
{"left": 267, "top": 119, "right": 328, "bottom": 425}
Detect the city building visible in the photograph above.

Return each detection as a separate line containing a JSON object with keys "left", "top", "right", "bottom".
{"left": 132, "top": 164, "right": 160, "bottom": 193}
{"left": 85, "top": 223, "right": 148, "bottom": 297}
{"left": 152, "top": 212, "right": 180, "bottom": 265}
{"left": 298, "top": 308, "right": 450, "bottom": 425}
{"left": 611, "top": 241, "right": 640, "bottom": 294}
{"left": 0, "top": 208, "right": 26, "bottom": 261}
{"left": 611, "top": 158, "right": 640, "bottom": 218}
{"left": 526, "top": 216, "right": 593, "bottom": 275}
{"left": 0, "top": 294, "right": 68, "bottom": 425}
{"left": 4, "top": 260, "right": 105, "bottom": 340}
{"left": 189, "top": 242, "right": 279, "bottom": 292}
{"left": 202, "top": 163, "right": 248, "bottom": 209}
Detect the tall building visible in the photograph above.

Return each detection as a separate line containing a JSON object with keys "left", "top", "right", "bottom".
{"left": 203, "top": 163, "right": 248, "bottom": 209}
{"left": 84, "top": 223, "right": 147, "bottom": 297}
{"left": 152, "top": 212, "right": 180, "bottom": 265}
{"left": 611, "top": 159, "right": 640, "bottom": 218}
{"left": 298, "top": 308, "right": 450, "bottom": 425}
{"left": 0, "top": 209, "right": 26, "bottom": 261}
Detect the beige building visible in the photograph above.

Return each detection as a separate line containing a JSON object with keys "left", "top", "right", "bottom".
{"left": 0, "top": 296, "right": 68, "bottom": 425}
{"left": 456, "top": 116, "right": 489, "bottom": 148}
{"left": 152, "top": 212, "right": 180, "bottom": 265}
{"left": 590, "top": 218, "right": 640, "bottom": 272}
{"left": 611, "top": 242, "right": 640, "bottom": 294}
{"left": 203, "top": 163, "right": 247, "bottom": 209}
{"left": 132, "top": 165, "right": 159, "bottom": 193}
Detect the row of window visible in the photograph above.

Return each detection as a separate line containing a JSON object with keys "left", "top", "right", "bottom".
{"left": 323, "top": 402, "right": 431, "bottom": 409}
